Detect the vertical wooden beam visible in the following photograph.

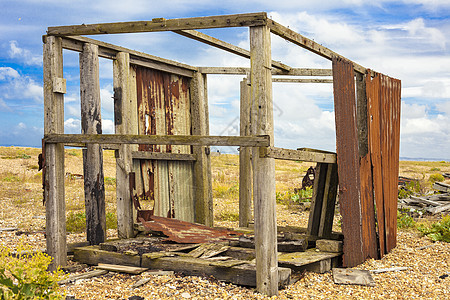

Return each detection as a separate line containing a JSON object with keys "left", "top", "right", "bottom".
{"left": 318, "top": 163, "right": 338, "bottom": 238}
{"left": 113, "top": 52, "right": 134, "bottom": 238}
{"left": 190, "top": 72, "right": 213, "bottom": 226}
{"left": 43, "top": 35, "right": 67, "bottom": 270}
{"left": 128, "top": 65, "right": 139, "bottom": 224}
{"left": 307, "top": 163, "right": 327, "bottom": 236}
{"left": 239, "top": 79, "right": 252, "bottom": 227}
{"left": 250, "top": 25, "right": 278, "bottom": 296}
{"left": 80, "top": 43, "right": 106, "bottom": 245}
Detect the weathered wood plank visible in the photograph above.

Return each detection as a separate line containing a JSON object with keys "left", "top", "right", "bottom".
{"left": 48, "top": 12, "right": 268, "bottom": 36}
{"left": 132, "top": 151, "right": 196, "bottom": 161}
{"left": 80, "top": 42, "right": 106, "bottom": 245}
{"left": 113, "top": 52, "right": 134, "bottom": 239}
{"left": 190, "top": 72, "right": 213, "bottom": 226}
{"left": 278, "top": 249, "right": 341, "bottom": 273}
{"left": 95, "top": 263, "right": 148, "bottom": 274}
{"left": 316, "top": 239, "right": 343, "bottom": 253}
{"left": 268, "top": 20, "right": 367, "bottom": 74}
{"left": 239, "top": 79, "right": 252, "bottom": 227}
{"left": 141, "top": 254, "right": 291, "bottom": 288}
{"left": 174, "top": 29, "right": 291, "bottom": 71}
{"left": 44, "top": 133, "right": 270, "bottom": 147}
{"left": 250, "top": 25, "right": 278, "bottom": 296}
{"left": 259, "top": 146, "right": 336, "bottom": 163}
{"left": 74, "top": 246, "right": 141, "bottom": 266}
{"left": 318, "top": 163, "right": 338, "bottom": 238}
{"left": 58, "top": 270, "right": 108, "bottom": 285}
{"left": 43, "top": 35, "right": 67, "bottom": 271}
{"left": 272, "top": 78, "right": 333, "bottom": 83}
{"left": 60, "top": 35, "right": 197, "bottom": 76}
{"left": 307, "top": 163, "right": 328, "bottom": 237}
{"left": 198, "top": 67, "right": 332, "bottom": 76}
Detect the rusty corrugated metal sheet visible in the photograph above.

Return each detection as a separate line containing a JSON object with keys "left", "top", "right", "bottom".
{"left": 134, "top": 66, "right": 194, "bottom": 222}
{"left": 332, "top": 57, "right": 365, "bottom": 267}
{"left": 139, "top": 215, "right": 241, "bottom": 243}
{"left": 366, "top": 72, "right": 401, "bottom": 256}
{"left": 359, "top": 72, "right": 378, "bottom": 261}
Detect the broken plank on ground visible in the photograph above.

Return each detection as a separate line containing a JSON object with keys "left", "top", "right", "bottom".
{"left": 95, "top": 263, "right": 148, "bottom": 274}
{"left": 58, "top": 269, "right": 108, "bottom": 285}
{"left": 278, "top": 249, "right": 341, "bottom": 273}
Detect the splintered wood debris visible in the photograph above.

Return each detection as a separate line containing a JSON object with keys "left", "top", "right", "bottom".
{"left": 398, "top": 182, "right": 450, "bottom": 214}
{"left": 332, "top": 268, "right": 375, "bottom": 286}
{"left": 139, "top": 215, "right": 242, "bottom": 243}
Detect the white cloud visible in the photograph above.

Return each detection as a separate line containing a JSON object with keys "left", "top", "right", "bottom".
{"left": 64, "top": 118, "right": 81, "bottom": 133}
{"left": 100, "top": 84, "right": 114, "bottom": 113}
{"left": 0, "top": 67, "right": 42, "bottom": 103}
{"left": 0, "top": 67, "right": 20, "bottom": 80}
{"left": 8, "top": 40, "right": 42, "bottom": 66}
{"left": 102, "top": 119, "right": 114, "bottom": 134}
{"left": 0, "top": 98, "right": 11, "bottom": 112}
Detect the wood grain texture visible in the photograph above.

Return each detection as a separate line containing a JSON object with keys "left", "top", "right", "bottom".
{"left": 239, "top": 80, "right": 252, "bottom": 227}
{"left": 43, "top": 35, "right": 67, "bottom": 270}
{"left": 250, "top": 25, "right": 278, "bottom": 296}
{"left": 48, "top": 12, "right": 268, "bottom": 36}
{"left": 80, "top": 43, "right": 106, "bottom": 245}
{"left": 113, "top": 52, "right": 134, "bottom": 239}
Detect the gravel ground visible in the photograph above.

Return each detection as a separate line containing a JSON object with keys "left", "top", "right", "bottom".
{"left": 1, "top": 148, "right": 449, "bottom": 299}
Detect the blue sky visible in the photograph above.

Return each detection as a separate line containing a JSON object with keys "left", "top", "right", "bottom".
{"left": 1, "top": 0, "right": 449, "bottom": 160}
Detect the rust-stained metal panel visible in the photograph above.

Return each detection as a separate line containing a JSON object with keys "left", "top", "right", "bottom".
{"left": 366, "top": 73, "right": 385, "bottom": 257}
{"left": 139, "top": 215, "right": 241, "bottom": 243}
{"left": 134, "top": 65, "right": 194, "bottom": 222}
{"left": 358, "top": 73, "right": 378, "bottom": 260}
{"left": 332, "top": 57, "right": 364, "bottom": 267}
{"left": 366, "top": 72, "right": 401, "bottom": 256}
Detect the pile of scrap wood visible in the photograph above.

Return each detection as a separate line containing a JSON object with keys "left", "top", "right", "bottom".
{"left": 398, "top": 182, "right": 450, "bottom": 215}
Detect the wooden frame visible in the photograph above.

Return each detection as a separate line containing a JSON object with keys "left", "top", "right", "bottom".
{"left": 43, "top": 12, "right": 400, "bottom": 296}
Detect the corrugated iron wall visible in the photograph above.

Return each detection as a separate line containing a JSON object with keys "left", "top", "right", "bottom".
{"left": 333, "top": 57, "right": 401, "bottom": 266}
{"left": 133, "top": 66, "right": 194, "bottom": 222}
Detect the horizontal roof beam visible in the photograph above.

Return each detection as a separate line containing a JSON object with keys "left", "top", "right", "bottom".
{"left": 267, "top": 20, "right": 367, "bottom": 74}
{"left": 272, "top": 78, "right": 333, "bottom": 83}
{"left": 47, "top": 12, "right": 268, "bottom": 36}
{"left": 57, "top": 35, "right": 197, "bottom": 77}
{"left": 173, "top": 29, "right": 291, "bottom": 72}
{"left": 198, "top": 67, "right": 332, "bottom": 76}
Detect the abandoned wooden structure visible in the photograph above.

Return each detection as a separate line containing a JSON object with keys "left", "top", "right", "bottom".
{"left": 42, "top": 12, "right": 401, "bottom": 296}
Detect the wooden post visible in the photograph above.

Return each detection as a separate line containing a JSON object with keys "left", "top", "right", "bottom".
{"left": 80, "top": 43, "right": 106, "bottom": 245}
{"left": 43, "top": 35, "right": 67, "bottom": 270}
{"left": 113, "top": 52, "right": 134, "bottom": 238}
{"left": 190, "top": 72, "right": 213, "bottom": 226}
{"left": 239, "top": 79, "right": 252, "bottom": 227}
{"left": 250, "top": 25, "right": 278, "bottom": 296}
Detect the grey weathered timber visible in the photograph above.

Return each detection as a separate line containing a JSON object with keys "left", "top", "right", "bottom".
{"left": 239, "top": 80, "right": 252, "bottom": 227}
{"left": 318, "top": 163, "right": 338, "bottom": 238}
{"left": 60, "top": 35, "right": 196, "bottom": 77}
{"left": 132, "top": 151, "right": 196, "bottom": 161}
{"left": 80, "top": 43, "right": 106, "bottom": 245}
{"left": 198, "top": 66, "right": 332, "bottom": 76}
{"left": 316, "top": 239, "right": 343, "bottom": 253}
{"left": 43, "top": 35, "right": 67, "bottom": 271}
{"left": 174, "top": 29, "right": 291, "bottom": 71}
{"left": 307, "top": 163, "right": 328, "bottom": 237}
{"left": 268, "top": 20, "right": 367, "bottom": 74}
{"left": 44, "top": 133, "right": 270, "bottom": 147}
{"left": 272, "top": 78, "right": 333, "bottom": 83}
{"left": 190, "top": 72, "right": 213, "bottom": 226}
{"left": 260, "top": 147, "right": 337, "bottom": 163}
{"left": 47, "top": 12, "right": 268, "bottom": 36}
{"left": 113, "top": 52, "right": 134, "bottom": 239}
{"left": 250, "top": 25, "right": 278, "bottom": 296}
